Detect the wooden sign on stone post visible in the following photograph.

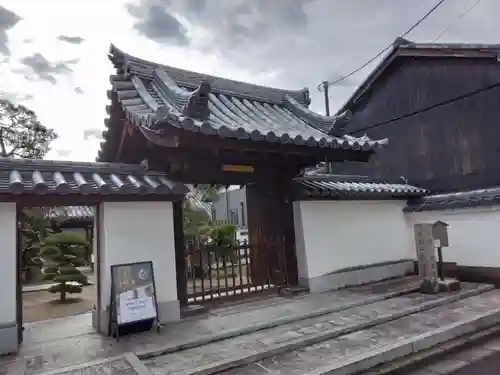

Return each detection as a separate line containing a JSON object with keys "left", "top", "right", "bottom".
{"left": 414, "top": 223, "right": 438, "bottom": 279}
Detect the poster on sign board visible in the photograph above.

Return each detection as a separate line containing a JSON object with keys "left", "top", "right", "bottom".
{"left": 110, "top": 261, "right": 159, "bottom": 326}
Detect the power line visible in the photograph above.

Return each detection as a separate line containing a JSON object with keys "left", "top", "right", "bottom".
{"left": 351, "top": 81, "right": 500, "bottom": 134}
{"left": 318, "top": 0, "right": 446, "bottom": 90}
{"left": 432, "top": 0, "right": 484, "bottom": 42}
{"left": 346, "top": 0, "right": 487, "bottom": 134}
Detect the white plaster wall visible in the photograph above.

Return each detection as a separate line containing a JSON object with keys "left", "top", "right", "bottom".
{"left": 406, "top": 206, "right": 500, "bottom": 268}
{"left": 98, "top": 202, "right": 177, "bottom": 317}
{"left": 294, "top": 200, "right": 414, "bottom": 280}
{"left": 0, "top": 203, "right": 16, "bottom": 325}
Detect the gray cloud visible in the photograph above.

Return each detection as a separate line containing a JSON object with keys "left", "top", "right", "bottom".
{"left": 0, "top": 92, "right": 33, "bottom": 103}
{"left": 74, "top": 86, "right": 84, "bottom": 94}
{"left": 126, "top": 2, "right": 188, "bottom": 45}
{"left": 125, "top": 0, "right": 500, "bottom": 113}
{"left": 83, "top": 128, "right": 103, "bottom": 141}
{"left": 18, "top": 54, "right": 79, "bottom": 84}
{"left": 57, "top": 35, "right": 85, "bottom": 44}
{"left": 0, "top": 5, "right": 21, "bottom": 55}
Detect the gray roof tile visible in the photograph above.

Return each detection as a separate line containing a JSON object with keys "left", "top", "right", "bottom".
{"left": 187, "top": 186, "right": 213, "bottom": 216}
{"left": 0, "top": 158, "right": 188, "bottom": 197}
{"left": 295, "top": 174, "right": 427, "bottom": 199}
{"left": 404, "top": 187, "right": 500, "bottom": 212}
{"left": 104, "top": 45, "right": 388, "bottom": 153}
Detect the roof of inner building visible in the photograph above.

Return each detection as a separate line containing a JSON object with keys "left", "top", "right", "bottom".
{"left": 98, "top": 45, "right": 389, "bottom": 161}
{"left": 0, "top": 158, "right": 188, "bottom": 198}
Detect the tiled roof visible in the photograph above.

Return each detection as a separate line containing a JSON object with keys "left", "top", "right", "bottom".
{"left": 306, "top": 162, "right": 328, "bottom": 176}
{"left": 295, "top": 174, "right": 427, "bottom": 199}
{"left": 47, "top": 206, "right": 94, "bottom": 220}
{"left": 187, "top": 186, "right": 213, "bottom": 216}
{"left": 0, "top": 158, "right": 188, "bottom": 197}
{"left": 99, "top": 44, "right": 388, "bottom": 158}
{"left": 404, "top": 187, "right": 500, "bottom": 212}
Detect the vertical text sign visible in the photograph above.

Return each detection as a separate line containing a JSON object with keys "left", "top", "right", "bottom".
{"left": 414, "top": 223, "right": 438, "bottom": 279}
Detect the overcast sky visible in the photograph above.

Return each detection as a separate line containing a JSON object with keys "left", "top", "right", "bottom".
{"left": 0, "top": 0, "right": 497, "bottom": 161}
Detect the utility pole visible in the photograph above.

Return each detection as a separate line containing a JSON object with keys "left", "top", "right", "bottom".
{"left": 317, "top": 81, "right": 330, "bottom": 116}
{"left": 318, "top": 81, "right": 331, "bottom": 174}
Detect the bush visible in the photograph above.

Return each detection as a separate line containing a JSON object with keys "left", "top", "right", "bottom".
{"left": 209, "top": 223, "right": 237, "bottom": 248}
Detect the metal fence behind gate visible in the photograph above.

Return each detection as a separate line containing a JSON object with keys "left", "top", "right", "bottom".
{"left": 185, "top": 237, "right": 289, "bottom": 304}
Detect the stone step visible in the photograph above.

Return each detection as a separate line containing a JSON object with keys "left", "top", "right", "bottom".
{"left": 358, "top": 323, "right": 500, "bottom": 375}
{"left": 142, "top": 283, "right": 493, "bottom": 375}
{"left": 213, "top": 289, "right": 500, "bottom": 375}
{"left": 137, "top": 276, "right": 422, "bottom": 358}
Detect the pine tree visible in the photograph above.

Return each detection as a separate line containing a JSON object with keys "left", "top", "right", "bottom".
{"left": 40, "top": 232, "right": 89, "bottom": 302}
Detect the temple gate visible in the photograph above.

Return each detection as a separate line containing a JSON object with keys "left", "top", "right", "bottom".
{"left": 98, "top": 44, "right": 388, "bottom": 305}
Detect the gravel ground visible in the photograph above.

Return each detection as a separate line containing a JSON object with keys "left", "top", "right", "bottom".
{"left": 22, "top": 284, "right": 96, "bottom": 322}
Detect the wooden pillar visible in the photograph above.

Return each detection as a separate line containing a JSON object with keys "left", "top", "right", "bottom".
{"left": 173, "top": 200, "right": 187, "bottom": 306}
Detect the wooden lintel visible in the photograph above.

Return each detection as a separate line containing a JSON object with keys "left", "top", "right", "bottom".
{"left": 6, "top": 194, "right": 182, "bottom": 207}
{"left": 154, "top": 126, "right": 370, "bottom": 160}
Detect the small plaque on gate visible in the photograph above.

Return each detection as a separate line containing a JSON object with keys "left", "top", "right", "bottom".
{"left": 222, "top": 164, "right": 254, "bottom": 173}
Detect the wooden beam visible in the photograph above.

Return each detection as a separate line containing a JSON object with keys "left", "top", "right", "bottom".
{"left": 132, "top": 124, "right": 373, "bottom": 161}
{"left": 7, "top": 194, "right": 183, "bottom": 207}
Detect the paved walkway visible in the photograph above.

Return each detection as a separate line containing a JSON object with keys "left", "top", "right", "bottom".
{"left": 214, "top": 290, "right": 500, "bottom": 375}
{"left": 0, "top": 277, "right": 420, "bottom": 375}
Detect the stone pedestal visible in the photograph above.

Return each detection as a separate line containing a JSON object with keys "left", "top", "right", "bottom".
{"left": 419, "top": 277, "right": 461, "bottom": 294}
{"left": 419, "top": 278, "right": 440, "bottom": 294}
{"left": 438, "top": 278, "right": 461, "bottom": 293}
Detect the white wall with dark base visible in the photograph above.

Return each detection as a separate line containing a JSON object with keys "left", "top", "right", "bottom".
{"left": 293, "top": 200, "right": 415, "bottom": 293}
{"left": 94, "top": 201, "right": 179, "bottom": 334}
{"left": 0, "top": 202, "right": 18, "bottom": 355}
{"left": 406, "top": 206, "right": 500, "bottom": 270}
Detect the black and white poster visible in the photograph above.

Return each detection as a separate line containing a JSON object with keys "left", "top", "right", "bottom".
{"left": 110, "top": 261, "right": 158, "bottom": 325}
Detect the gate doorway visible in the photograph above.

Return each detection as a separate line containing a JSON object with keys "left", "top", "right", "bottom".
{"left": 0, "top": 158, "right": 186, "bottom": 353}
{"left": 17, "top": 205, "right": 97, "bottom": 345}
{"left": 178, "top": 178, "right": 300, "bottom": 306}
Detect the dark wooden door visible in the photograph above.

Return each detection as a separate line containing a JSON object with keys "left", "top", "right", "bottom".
{"left": 246, "top": 180, "right": 298, "bottom": 286}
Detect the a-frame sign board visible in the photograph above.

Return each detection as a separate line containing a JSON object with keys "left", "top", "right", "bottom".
{"left": 108, "top": 261, "right": 162, "bottom": 340}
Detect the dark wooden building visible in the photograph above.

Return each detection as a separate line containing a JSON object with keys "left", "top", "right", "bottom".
{"left": 332, "top": 38, "right": 500, "bottom": 193}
